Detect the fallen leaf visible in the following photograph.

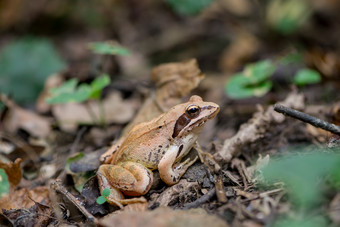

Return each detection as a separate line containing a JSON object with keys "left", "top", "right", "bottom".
{"left": 52, "top": 91, "right": 137, "bottom": 132}
{"left": 0, "top": 186, "right": 50, "bottom": 210}
{"left": 2, "top": 202, "right": 52, "bottom": 226}
{"left": 122, "top": 58, "right": 204, "bottom": 136}
{"left": 1, "top": 95, "right": 51, "bottom": 138}
{"left": 99, "top": 207, "right": 229, "bottom": 227}
{"left": 0, "top": 158, "right": 22, "bottom": 188}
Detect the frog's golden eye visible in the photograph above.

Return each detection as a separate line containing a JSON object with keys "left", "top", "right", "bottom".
{"left": 185, "top": 104, "right": 201, "bottom": 118}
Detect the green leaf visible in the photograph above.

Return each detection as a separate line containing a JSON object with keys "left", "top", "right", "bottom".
{"left": 46, "top": 79, "right": 92, "bottom": 104}
{"left": 244, "top": 60, "right": 276, "bottom": 83}
{"left": 96, "top": 196, "right": 107, "bottom": 205}
{"left": 89, "top": 42, "right": 130, "bottom": 56}
{"left": 225, "top": 60, "right": 275, "bottom": 99}
{"left": 293, "top": 69, "right": 321, "bottom": 86}
{"left": 102, "top": 188, "right": 110, "bottom": 197}
{"left": 165, "top": 0, "right": 216, "bottom": 15}
{"left": 0, "top": 37, "right": 66, "bottom": 104}
{"left": 89, "top": 74, "right": 111, "bottom": 99}
{"left": 65, "top": 153, "right": 85, "bottom": 173}
{"left": 0, "top": 169, "right": 9, "bottom": 198}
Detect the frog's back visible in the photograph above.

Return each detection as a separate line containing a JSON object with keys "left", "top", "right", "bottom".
{"left": 112, "top": 115, "right": 175, "bottom": 170}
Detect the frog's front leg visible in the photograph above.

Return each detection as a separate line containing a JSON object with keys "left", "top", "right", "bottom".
{"left": 158, "top": 145, "right": 198, "bottom": 185}
{"left": 97, "top": 161, "right": 153, "bottom": 207}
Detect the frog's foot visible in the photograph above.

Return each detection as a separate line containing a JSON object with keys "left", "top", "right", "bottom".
{"left": 159, "top": 152, "right": 198, "bottom": 186}
{"left": 97, "top": 162, "right": 153, "bottom": 207}
{"left": 174, "top": 156, "right": 198, "bottom": 172}
{"left": 105, "top": 191, "right": 147, "bottom": 208}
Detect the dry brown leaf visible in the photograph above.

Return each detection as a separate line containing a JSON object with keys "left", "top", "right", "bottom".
{"left": 1, "top": 95, "right": 51, "bottom": 138}
{"left": 0, "top": 186, "right": 50, "bottom": 210}
{"left": 0, "top": 158, "right": 22, "bottom": 187}
{"left": 99, "top": 207, "right": 229, "bottom": 227}
{"left": 215, "top": 91, "right": 305, "bottom": 163}
{"left": 122, "top": 58, "right": 204, "bottom": 136}
{"left": 52, "top": 91, "right": 137, "bottom": 132}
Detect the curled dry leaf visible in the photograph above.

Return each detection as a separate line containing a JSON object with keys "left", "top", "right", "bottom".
{"left": 122, "top": 58, "right": 204, "bottom": 136}
{"left": 0, "top": 158, "right": 22, "bottom": 188}
{"left": 99, "top": 207, "right": 229, "bottom": 227}
{"left": 1, "top": 95, "right": 51, "bottom": 138}
{"left": 214, "top": 91, "right": 305, "bottom": 163}
{"left": 52, "top": 91, "right": 137, "bottom": 132}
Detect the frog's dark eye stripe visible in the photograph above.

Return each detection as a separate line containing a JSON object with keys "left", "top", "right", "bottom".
{"left": 172, "top": 113, "right": 191, "bottom": 138}
{"left": 185, "top": 105, "right": 201, "bottom": 119}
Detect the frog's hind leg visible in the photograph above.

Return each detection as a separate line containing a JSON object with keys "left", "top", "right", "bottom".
{"left": 97, "top": 162, "right": 153, "bottom": 206}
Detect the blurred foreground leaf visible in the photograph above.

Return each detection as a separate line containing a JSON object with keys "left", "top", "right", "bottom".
{"left": 0, "top": 37, "right": 66, "bottom": 104}
{"left": 274, "top": 215, "right": 327, "bottom": 227}
{"left": 261, "top": 151, "right": 340, "bottom": 208}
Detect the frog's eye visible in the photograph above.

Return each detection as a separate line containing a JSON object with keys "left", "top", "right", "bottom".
{"left": 185, "top": 105, "right": 201, "bottom": 118}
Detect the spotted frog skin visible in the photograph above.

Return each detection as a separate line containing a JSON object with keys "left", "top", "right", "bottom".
{"left": 97, "top": 95, "right": 219, "bottom": 207}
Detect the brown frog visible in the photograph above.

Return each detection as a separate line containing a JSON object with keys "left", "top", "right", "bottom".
{"left": 97, "top": 95, "right": 219, "bottom": 207}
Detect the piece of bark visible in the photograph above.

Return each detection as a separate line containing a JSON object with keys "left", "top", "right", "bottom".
{"left": 214, "top": 91, "right": 305, "bottom": 163}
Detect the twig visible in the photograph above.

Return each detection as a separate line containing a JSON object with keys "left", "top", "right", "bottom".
{"left": 182, "top": 187, "right": 216, "bottom": 210}
{"left": 50, "top": 179, "right": 97, "bottom": 224}
{"left": 274, "top": 104, "right": 340, "bottom": 136}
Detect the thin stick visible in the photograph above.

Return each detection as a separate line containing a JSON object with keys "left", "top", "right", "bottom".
{"left": 182, "top": 187, "right": 216, "bottom": 209}
{"left": 274, "top": 104, "right": 340, "bottom": 136}
{"left": 50, "top": 180, "right": 97, "bottom": 224}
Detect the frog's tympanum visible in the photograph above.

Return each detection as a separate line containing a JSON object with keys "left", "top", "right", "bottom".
{"left": 97, "top": 95, "right": 219, "bottom": 207}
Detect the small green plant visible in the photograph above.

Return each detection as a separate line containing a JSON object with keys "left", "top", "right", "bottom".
{"left": 260, "top": 150, "right": 340, "bottom": 227}
{"left": 225, "top": 54, "right": 321, "bottom": 99}
{"left": 0, "top": 168, "right": 9, "bottom": 198}
{"left": 292, "top": 68, "right": 321, "bottom": 86}
{"left": 164, "top": 0, "right": 216, "bottom": 16}
{"left": 46, "top": 74, "right": 110, "bottom": 126}
{"left": 226, "top": 60, "right": 275, "bottom": 99}
{"left": 96, "top": 188, "right": 111, "bottom": 204}
{"left": 88, "top": 42, "right": 130, "bottom": 56}
{"left": 0, "top": 37, "right": 66, "bottom": 104}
